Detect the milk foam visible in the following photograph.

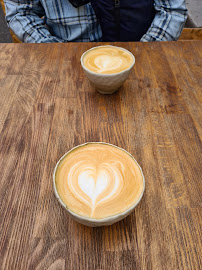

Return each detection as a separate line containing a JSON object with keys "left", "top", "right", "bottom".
{"left": 83, "top": 46, "right": 133, "bottom": 74}
{"left": 68, "top": 162, "right": 122, "bottom": 216}
{"left": 78, "top": 169, "right": 109, "bottom": 214}
{"left": 55, "top": 144, "right": 144, "bottom": 219}
{"left": 94, "top": 55, "right": 123, "bottom": 73}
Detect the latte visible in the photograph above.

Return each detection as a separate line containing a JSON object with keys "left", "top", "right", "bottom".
{"left": 83, "top": 46, "right": 134, "bottom": 74}
{"left": 54, "top": 143, "right": 144, "bottom": 220}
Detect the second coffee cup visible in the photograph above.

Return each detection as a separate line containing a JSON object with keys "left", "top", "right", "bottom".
{"left": 81, "top": 45, "right": 135, "bottom": 94}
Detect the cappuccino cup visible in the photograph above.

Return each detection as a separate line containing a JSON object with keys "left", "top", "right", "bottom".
{"left": 81, "top": 46, "right": 135, "bottom": 94}
{"left": 53, "top": 142, "right": 145, "bottom": 227}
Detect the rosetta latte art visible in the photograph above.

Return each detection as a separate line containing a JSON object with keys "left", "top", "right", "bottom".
{"left": 83, "top": 46, "right": 134, "bottom": 74}
{"left": 55, "top": 144, "right": 144, "bottom": 219}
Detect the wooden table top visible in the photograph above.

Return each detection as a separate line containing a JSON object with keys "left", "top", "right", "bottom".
{"left": 0, "top": 41, "right": 201, "bottom": 270}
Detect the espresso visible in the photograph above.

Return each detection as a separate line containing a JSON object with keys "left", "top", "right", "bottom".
{"left": 55, "top": 143, "right": 144, "bottom": 219}
{"left": 83, "top": 46, "right": 134, "bottom": 74}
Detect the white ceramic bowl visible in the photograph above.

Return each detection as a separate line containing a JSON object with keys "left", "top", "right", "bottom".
{"left": 53, "top": 142, "right": 145, "bottom": 227}
{"left": 81, "top": 46, "right": 135, "bottom": 94}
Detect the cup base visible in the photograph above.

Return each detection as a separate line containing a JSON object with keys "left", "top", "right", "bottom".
{"left": 91, "top": 81, "right": 123, "bottom": 94}
{"left": 97, "top": 88, "right": 119, "bottom": 94}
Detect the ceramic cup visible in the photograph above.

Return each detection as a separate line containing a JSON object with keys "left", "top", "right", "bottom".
{"left": 80, "top": 45, "right": 135, "bottom": 94}
{"left": 53, "top": 142, "right": 145, "bottom": 227}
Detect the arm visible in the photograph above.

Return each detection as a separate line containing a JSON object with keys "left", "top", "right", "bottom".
{"left": 4, "top": 0, "right": 65, "bottom": 43}
{"left": 141, "top": 0, "right": 188, "bottom": 41}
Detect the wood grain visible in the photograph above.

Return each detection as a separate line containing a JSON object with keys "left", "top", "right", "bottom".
{"left": 0, "top": 42, "right": 201, "bottom": 270}
{"left": 179, "top": 28, "right": 202, "bottom": 41}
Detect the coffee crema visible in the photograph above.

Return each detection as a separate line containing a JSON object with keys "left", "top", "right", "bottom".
{"left": 83, "top": 46, "right": 134, "bottom": 74}
{"left": 55, "top": 143, "right": 144, "bottom": 219}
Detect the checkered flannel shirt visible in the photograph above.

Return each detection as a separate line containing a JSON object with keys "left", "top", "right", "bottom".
{"left": 4, "top": 0, "right": 187, "bottom": 43}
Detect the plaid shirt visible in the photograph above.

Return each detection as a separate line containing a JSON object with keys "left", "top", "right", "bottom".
{"left": 4, "top": 0, "right": 187, "bottom": 43}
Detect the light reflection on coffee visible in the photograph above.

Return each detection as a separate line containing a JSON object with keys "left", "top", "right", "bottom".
{"left": 83, "top": 46, "right": 134, "bottom": 74}
{"left": 55, "top": 143, "right": 144, "bottom": 219}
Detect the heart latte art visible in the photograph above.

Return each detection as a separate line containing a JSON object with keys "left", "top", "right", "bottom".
{"left": 83, "top": 46, "right": 134, "bottom": 74}
{"left": 55, "top": 143, "right": 144, "bottom": 219}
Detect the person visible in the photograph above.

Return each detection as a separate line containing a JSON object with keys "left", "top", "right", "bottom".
{"left": 4, "top": 0, "right": 187, "bottom": 43}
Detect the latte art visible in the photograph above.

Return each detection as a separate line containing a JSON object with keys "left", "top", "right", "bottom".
{"left": 68, "top": 161, "right": 124, "bottom": 216}
{"left": 55, "top": 143, "right": 144, "bottom": 219}
{"left": 83, "top": 46, "right": 134, "bottom": 74}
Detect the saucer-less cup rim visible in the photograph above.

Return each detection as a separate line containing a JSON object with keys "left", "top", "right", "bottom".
{"left": 53, "top": 142, "right": 145, "bottom": 226}
{"left": 80, "top": 45, "right": 135, "bottom": 76}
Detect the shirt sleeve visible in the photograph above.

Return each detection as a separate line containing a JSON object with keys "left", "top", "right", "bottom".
{"left": 4, "top": 0, "right": 65, "bottom": 43}
{"left": 140, "top": 0, "right": 188, "bottom": 42}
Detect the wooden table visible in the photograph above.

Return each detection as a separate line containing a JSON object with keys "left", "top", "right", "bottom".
{"left": 0, "top": 41, "right": 201, "bottom": 270}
